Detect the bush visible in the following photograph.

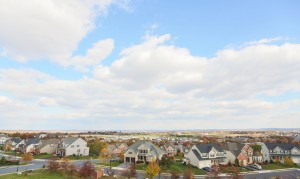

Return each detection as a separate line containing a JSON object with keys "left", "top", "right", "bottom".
{"left": 48, "top": 159, "right": 60, "bottom": 173}
{"left": 270, "top": 160, "right": 274, "bottom": 164}
{"left": 0, "top": 157, "right": 6, "bottom": 165}
{"left": 78, "top": 161, "right": 96, "bottom": 178}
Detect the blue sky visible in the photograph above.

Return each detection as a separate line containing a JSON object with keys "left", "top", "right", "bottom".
{"left": 0, "top": 0, "right": 300, "bottom": 130}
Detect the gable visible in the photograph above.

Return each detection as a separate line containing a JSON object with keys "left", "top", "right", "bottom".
{"left": 138, "top": 144, "right": 148, "bottom": 150}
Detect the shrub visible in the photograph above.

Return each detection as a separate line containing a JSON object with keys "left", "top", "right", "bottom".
{"left": 78, "top": 161, "right": 96, "bottom": 178}
{"left": 48, "top": 159, "right": 60, "bottom": 173}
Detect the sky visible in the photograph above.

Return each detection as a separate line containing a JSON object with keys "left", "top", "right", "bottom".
{"left": 0, "top": 0, "right": 300, "bottom": 130}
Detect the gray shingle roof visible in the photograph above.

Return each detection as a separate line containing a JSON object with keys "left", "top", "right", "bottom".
{"left": 195, "top": 143, "right": 223, "bottom": 153}
{"left": 126, "top": 141, "right": 165, "bottom": 156}
{"left": 265, "top": 143, "right": 299, "bottom": 150}
{"left": 11, "top": 138, "right": 22, "bottom": 144}
{"left": 220, "top": 143, "right": 246, "bottom": 157}
{"left": 26, "top": 138, "right": 41, "bottom": 146}
{"left": 40, "top": 139, "right": 59, "bottom": 148}
{"left": 61, "top": 137, "right": 80, "bottom": 147}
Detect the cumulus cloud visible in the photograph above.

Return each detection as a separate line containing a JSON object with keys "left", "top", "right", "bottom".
{"left": 1, "top": 35, "right": 300, "bottom": 129}
{"left": 0, "top": 0, "right": 119, "bottom": 66}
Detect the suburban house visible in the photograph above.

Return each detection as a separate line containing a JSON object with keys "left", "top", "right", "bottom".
{"left": 254, "top": 142, "right": 270, "bottom": 163}
{"left": 39, "top": 139, "right": 60, "bottom": 154}
{"left": 221, "top": 143, "right": 253, "bottom": 166}
{"left": 57, "top": 137, "right": 89, "bottom": 157}
{"left": 162, "top": 144, "right": 177, "bottom": 157}
{"left": 265, "top": 143, "right": 300, "bottom": 164}
{"left": 22, "top": 138, "right": 41, "bottom": 154}
{"left": 252, "top": 151, "right": 264, "bottom": 163}
{"left": 106, "top": 143, "right": 128, "bottom": 157}
{"left": 185, "top": 143, "right": 226, "bottom": 169}
{"left": 124, "top": 141, "right": 165, "bottom": 163}
{"left": 3, "top": 138, "right": 23, "bottom": 151}
{"left": 0, "top": 134, "right": 10, "bottom": 145}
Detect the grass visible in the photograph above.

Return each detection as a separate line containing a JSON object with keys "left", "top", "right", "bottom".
{"left": 136, "top": 162, "right": 206, "bottom": 175}
{"left": 262, "top": 163, "right": 300, "bottom": 170}
{"left": 66, "top": 155, "right": 98, "bottom": 160}
{"left": 33, "top": 154, "right": 54, "bottom": 159}
{"left": 0, "top": 170, "right": 79, "bottom": 179}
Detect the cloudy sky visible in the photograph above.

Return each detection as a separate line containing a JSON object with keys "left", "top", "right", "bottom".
{"left": 1, "top": 0, "right": 300, "bottom": 130}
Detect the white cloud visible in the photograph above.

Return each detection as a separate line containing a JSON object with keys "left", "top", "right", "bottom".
{"left": 0, "top": 0, "right": 115, "bottom": 64}
{"left": 67, "top": 39, "right": 114, "bottom": 72}
{"left": 1, "top": 35, "right": 300, "bottom": 129}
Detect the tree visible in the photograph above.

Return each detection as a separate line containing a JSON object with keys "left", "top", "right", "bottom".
{"left": 160, "top": 155, "right": 172, "bottom": 168}
{"left": 227, "top": 166, "right": 244, "bottom": 179}
{"left": 48, "top": 159, "right": 60, "bottom": 173}
{"left": 251, "top": 145, "right": 262, "bottom": 152}
{"left": 78, "top": 161, "right": 96, "bottom": 178}
{"left": 170, "top": 170, "right": 181, "bottom": 179}
{"left": 98, "top": 144, "right": 111, "bottom": 163}
{"left": 206, "top": 164, "right": 221, "bottom": 179}
{"left": 183, "top": 166, "right": 194, "bottom": 179}
{"left": 0, "top": 157, "right": 6, "bottom": 166}
{"left": 88, "top": 140, "right": 106, "bottom": 156}
{"left": 284, "top": 156, "right": 294, "bottom": 166}
{"left": 121, "top": 163, "right": 137, "bottom": 178}
{"left": 145, "top": 160, "right": 160, "bottom": 179}
{"left": 22, "top": 153, "right": 33, "bottom": 164}
{"left": 235, "top": 158, "right": 240, "bottom": 166}
{"left": 118, "top": 151, "right": 125, "bottom": 162}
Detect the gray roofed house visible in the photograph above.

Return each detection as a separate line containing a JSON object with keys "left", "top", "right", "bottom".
{"left": 39, "top": 139, "right": 60, "bottom": 154}
{"left": 124, "top": 141, "right": 165, "bottom": 163}
{"left": 185, "top": 143, "right": 226, "bottom": 169}
{"left": 265, "top": 143, "right": 300, "bottom": 164}
{"left": 4, "top": 137, "right": 24, "bottom": 151}
{"left": 0, "top": 134, "right": 10, "bottom": 145}
{"left": 221, "top": 143, "right": 253, "bottom": 166}
{"left": 23, "top": 138, "right": 41, "bottom": 154}
{"left": 57, "top": 137, "right": 89, "bottom": 157}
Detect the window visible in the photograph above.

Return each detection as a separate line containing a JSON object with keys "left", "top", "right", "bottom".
{"left": 77, "top": 145, "right": 79, "bottom": 148}
{"left": 71, "top": 145, "right": 74, "bottom": 148}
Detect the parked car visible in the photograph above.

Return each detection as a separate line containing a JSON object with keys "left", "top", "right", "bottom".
{"left": 243, "top": 166, "right": 256, "bottom": 171}
{"left": 250, "top": 164, "right": 262, "bottom": 170}
{"left": 202, "top": 167, "right": 211, "bottom": 172}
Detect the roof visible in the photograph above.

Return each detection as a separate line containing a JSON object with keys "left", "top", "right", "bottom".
{"left": 26, "top": 138, "right": 41, "bottom": 146}
{"left": 61, "top": 137, "right": 81, "bottom": 147}
{"left": 11, "top": 138, "right": 22, "bottom": 144}
{"left": 192, "top": 149, "right": 203, "bottom": 160}
{"left": 195, "top": 143, "right": 223, "bottom": 153}
{"left": 126, "top": 141, "right": 165, "bottom": 156}
{"left": 40, "top": 139, "right": 60, "bottom": 148}
{"left": 221, "top": 143, "right": 247, "bottom": 157}
{"left": 265, "top": 143, "right": 300, "bottom": 150}
{"left": 0, "top": 134, "right": 9, "bottom": 138}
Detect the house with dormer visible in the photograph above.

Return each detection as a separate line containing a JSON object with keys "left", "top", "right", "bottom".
{"left": 162, "top": 144, "right": 177, "bottom": 157}
{"left": 221, "top": 143, "right": 253, "bottom": 166}
{"left": 124, "top": 141, "right": 165, "bottom": 163}
{"left": 0, "top": 134, "right": 10, "bottom": 146}
{"left": 185, "top": 143, "right": 226, "bottom": 169}
{"left": 57, "top": 137, "right": 89, "bottom": 157}
{"left": 265, "top": 143, "right": 300, "bottom": 164}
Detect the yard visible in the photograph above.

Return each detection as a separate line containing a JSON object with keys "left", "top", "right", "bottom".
{"left": 0, "top": 170, "right": 78, "bottom": 179}
{"left": 33, "top": 154, "right": 54, "bottom": 159}
{"left": 66, "top": 155, "right": 98, "bottom": 160}
{"left": 136, "top": 162, "right": 206, "bottom": 175}
{"left": 262, "top": 163, "right": 300, "bottom": 170}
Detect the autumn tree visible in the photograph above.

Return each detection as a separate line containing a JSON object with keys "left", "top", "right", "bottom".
{"left": 78, "top": 161, "right": 96, "bottom": 178}
{"left": 170, "top": 170, "right": 181, "bottom": 179}
{"left": 227, "top": 166, "right": 244, "bottom": 179}
{"left": 183, "top": 166, "right": 194, "bottom": 179}
{"left": 48, "top": 159, "right": 60, "bottom": 173}
{"left": 146, "top": 160, "right": 160, "bottom": 179}
{"left": 284, "top": 156, "right": 294, "bottom": 166}
{"left": 22, "top": 153, "right": 33, "bottom": 164}
{"left": 206, "top": 164, "right": 221, "bottom": 179}
{"left": 99, "top": 144, "right": 111, "bottom": 164}
{"left": 121, "top": 163, "right": 137, "bottom": 178}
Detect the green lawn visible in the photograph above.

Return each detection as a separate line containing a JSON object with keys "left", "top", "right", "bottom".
{"left": 0, "top": 170, "right": 79, "bottom": 179}
{"left": 33, "top": 154, "right": 54, "bottom": 159}
{"left": 66, "top": 155, "right": 98, "bottom": 160}
{"left": 136, "top": 162, "right": 206, "bottom": 175}
{"left": 262, "top": 163, "right": 300, "bottom": 170}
